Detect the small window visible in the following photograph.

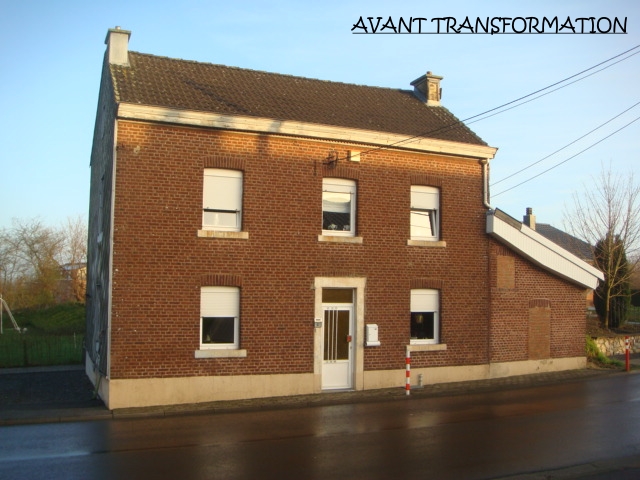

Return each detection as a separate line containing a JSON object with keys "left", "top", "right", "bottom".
{"left": 200, "top": 286, "right": 239, "bottom": 349}
{"left": 410, "top": 289, "right": 439, "bottom": 345}
{"left": 323, "top": 178, "right": 356, "bottom": 236}
{"left": 411, "top": 186, "right": 439, "bottom": 240}
{"left": 203, "top": 169, "right": 243, "bottom": 231}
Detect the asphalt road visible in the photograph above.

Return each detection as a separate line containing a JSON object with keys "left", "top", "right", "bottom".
{"left": 1, "top": 372, "right": 640, "bottom": 479}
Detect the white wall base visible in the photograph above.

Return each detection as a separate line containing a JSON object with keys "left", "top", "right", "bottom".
{"left": 358, "top": 356, "right": 587, "bottom": 392}
{"left": 86, "top": 355, "right": 586, "bottom": 409}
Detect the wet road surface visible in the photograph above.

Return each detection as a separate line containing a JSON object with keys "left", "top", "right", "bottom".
{"left": 1, "top": 373, "right": 640, "bottom": 479}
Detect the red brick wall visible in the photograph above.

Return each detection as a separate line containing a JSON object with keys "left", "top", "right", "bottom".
{"left": 529, "top": 303, "right": 551, "bottom": 360}
{"left": 108, "top": 121, "right": 494, "bottom": 379}
{"left": 489, "top": 241, "right": 586, "bottom": 363}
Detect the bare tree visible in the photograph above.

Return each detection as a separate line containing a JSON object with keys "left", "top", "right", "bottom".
{"left": 0, "top": 217, "right": 88, "bottom": 308}
{"left": 0, "top": 227, "right": 23, "bottom": 304}
{"left": 564, "top": 164, "right": 640, "bottom": 329}
{"left": 0, "top": 218, "right": 64, "bottom": 308}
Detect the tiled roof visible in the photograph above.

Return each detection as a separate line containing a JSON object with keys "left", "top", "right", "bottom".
{"left": 109, "top": 52, "right": 488, "bottom": 146}
{"left": 535, "top": 223, "right": 593, "bottom": 261}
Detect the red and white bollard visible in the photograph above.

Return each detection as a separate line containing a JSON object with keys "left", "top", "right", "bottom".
{"left": 625, "top": 336, "right": 630, "bottom": 372}
{"left": 405, "top": 347, "right": 411, "bottom": 396}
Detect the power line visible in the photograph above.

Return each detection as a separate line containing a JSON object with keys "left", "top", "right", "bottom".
{"left": 460, "top": 45, "right": 640, "bottom": 126}
{"left": 492, "top": 100, "right": 640, "bottom": 186}
{"left": 492, "top": 115, "right": 640, "bottom": 197}
{"left": 341, "top": 43, "right": 640, "bottom": 160}
{"left": 466, "top": 50, "right": 640, "bottom": 127}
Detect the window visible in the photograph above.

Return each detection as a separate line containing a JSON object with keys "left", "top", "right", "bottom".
{"left": 410, "top": 289, "right": 439, "bottom": 344}
{"left": 200, "top": 286, "right": 239, "bottom": 349}
{"left": 202, "top": 169, "right": 242, "bottom": 231}
{"left": 410, "top": 186, "right": 439, "bottom": 241}
{"left": 322, "top": 178, "right": 356, "bottom": 236}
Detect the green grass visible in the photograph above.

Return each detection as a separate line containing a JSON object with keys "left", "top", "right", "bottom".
{"left": 585, "top": 335, "right": 623, "bottom": 368}
{"left": 12, "top": 303, "right": 86, "bottom": 334}
{"left": 0, "top": 303, "right": 85, "bottom": 368}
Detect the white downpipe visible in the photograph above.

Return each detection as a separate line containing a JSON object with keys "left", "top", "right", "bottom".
{"left": 480, "top": 158, "right": 492, "bottom": 210}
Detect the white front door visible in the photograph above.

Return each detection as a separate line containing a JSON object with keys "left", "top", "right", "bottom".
{"left": 322, "top": 303, "right": 354, "bottom": 390}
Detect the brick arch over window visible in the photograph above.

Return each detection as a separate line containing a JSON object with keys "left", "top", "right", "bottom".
{"left": 319, "top": 270, "right": 365, "bottom": 278}
{"left": 529, "top": 298, "right": 551, "bottom": 308}
{"left": 201, "top": 274, "right": 243, "bottom": 287}
{"left": 202, "top": 155, "right": 246, "bottom": 171}
{"left": 493, "top": 245, "right": 514, "bottom": 257}
{"left": 410, "top": 278, "right": 444, "bottom": 290}
{"left": 410, "top": 173, "right": 443, "bottom": 187}
{"left": 321, "top": 164, "right": 359, "bottom": 179}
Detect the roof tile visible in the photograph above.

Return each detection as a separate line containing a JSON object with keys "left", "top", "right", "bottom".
{"left": 110, "top": 52, "right": 487, "bottom": 146}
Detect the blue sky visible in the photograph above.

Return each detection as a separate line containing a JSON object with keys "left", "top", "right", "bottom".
{"left": 1, "top": 0, "right": 638, "bottom": 232}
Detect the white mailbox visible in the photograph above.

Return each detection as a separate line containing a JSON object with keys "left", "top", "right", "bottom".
{"left": 365, "top": 324, "right": 381, "bottom": 346}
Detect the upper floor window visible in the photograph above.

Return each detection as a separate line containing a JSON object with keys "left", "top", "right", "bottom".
{"left": 200, "top": 286, "right": 239, "bottom": 349}
{"left": 410, "top": 289, "right": 440, "bottom": 345}
{"left": 410, "top": 186, "right": 439, "bottom": 241}
{"left": 202, "top": 169, "right": 243, "bottom": 232}
{"left": 322, "top": 178, "right": 356, "bottom": 236}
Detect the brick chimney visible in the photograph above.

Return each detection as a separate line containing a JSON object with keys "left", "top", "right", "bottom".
{"left": 523, "top": 207, "right": 536, "bottom": 230}
{"left": 410, "top": 71, "right": 443, "bottom": 106}
{"left": 105, "top": 27, "right": 131, "bottom": 66}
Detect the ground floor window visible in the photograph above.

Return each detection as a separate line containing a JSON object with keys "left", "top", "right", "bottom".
{"left": 200, "top": 286, "right": 239, "bottom": 349}
{"left": 410, "top": 289, "right": 439, "bottom": 344}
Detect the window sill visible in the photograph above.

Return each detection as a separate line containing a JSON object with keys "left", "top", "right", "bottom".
{"left": 408, "top": 343, "right": 447, "bottom": 352}
{"left": 195, "top": 349, "right": 247, "bottom": 359}
{"left": 318, "top": 235, "right": 363, "bottom": 244}
{"left": 198, "top": 230, "right": 249, "bottom": 240}
{"left": 407, "top": 240, "right": 446, "bottom": 248}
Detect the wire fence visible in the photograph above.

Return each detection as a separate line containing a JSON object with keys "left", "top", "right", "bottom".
{"left": 0, "top": 333, "right": 84, "bottom": 368}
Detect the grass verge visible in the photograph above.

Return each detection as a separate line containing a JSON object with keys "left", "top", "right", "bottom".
{"left": 0, "top": 303, "right": 85, "bottom": 368}
{"left": 586, "top": 335, "right": 624, "bottom": 368}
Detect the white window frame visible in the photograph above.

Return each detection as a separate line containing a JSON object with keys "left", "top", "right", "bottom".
{"left": 202, "top": 169, "right": 243, "bottom": 232}
{"left": 410, "top": 186, "right": 439, "bottom": 241}
{"left": 322, "top": 178, "right": 356, "bottom": 237}
{"left": 410, "top": 289, "right": 440, "bottom": 345}
{"left": 200, "top": 286, "right": 239, "bottom": 350}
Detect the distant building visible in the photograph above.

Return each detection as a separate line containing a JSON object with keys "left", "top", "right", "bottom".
{"left": 523, "top": 208, "right": 593, "bottom": 261}
{"left": 56, "top": 263, "right": 86, "bottom": 304}
{"left": 85, "top": 28, "right": 603, "bottom": 409}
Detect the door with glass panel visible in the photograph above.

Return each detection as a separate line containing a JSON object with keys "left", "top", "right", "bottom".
{"left": 321, "top": 289, "right": 354, "bottom": 390}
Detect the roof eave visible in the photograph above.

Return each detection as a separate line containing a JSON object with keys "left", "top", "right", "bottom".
{"left": 116, "top": 103, "right": 498, "bottom": 160}
{"left": 486, "top": 210, "right": 604, "bottom": 290}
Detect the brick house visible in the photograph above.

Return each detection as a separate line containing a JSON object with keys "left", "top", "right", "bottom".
{"left": 86, "top": 28, "right": 603, "bottom": 409}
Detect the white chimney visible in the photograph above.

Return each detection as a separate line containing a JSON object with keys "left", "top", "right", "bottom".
{"left": 410, "top": 71, "right": 443, "bottom": 106}
{"left": 523, "top": 207, "right": 536, "bottom": 230}
{"left": 105, "top": 27, "right": 131, "bottom": 66}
